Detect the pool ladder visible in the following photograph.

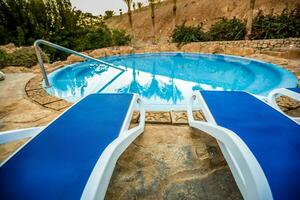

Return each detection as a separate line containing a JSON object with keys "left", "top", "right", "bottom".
{"left": 34, "top": 39, "right": 125, "bottom": 87}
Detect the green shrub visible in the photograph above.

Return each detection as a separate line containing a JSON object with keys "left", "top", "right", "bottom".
{"left": 0, "top": 49, "right": 8, "bottom": 68}
{"left": 208, "top": 17, "right": 246, "bottom": 41}
{"left": 75, "top": 27, "right": 131, "bottom": 51}
{"left": 171, "top": 23, "right": 208, "bottom": 45}
{"left": 112, "top": 29, "right": 131, "bottom": 46}
{"left": 251, "top": 6, "right": 300, "bottom": 39}
{"left": 77, "top": 26, "right": 113, "bottom": 51}
{"left": 0, "top": 47, "right": 49, "bottom": 68}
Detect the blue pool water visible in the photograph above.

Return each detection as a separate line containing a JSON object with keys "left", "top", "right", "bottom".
{"left": 46, "top": 52, "right": 297, "bottom": 110}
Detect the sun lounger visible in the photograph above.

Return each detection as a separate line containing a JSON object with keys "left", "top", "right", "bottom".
{"left": 267, "top": 88, "right": 300, "bottom": 123}
{"left": 187, "top": 91, "right": 300, "bottom": 200}
{"left": 0, "top": 93, "right": 145, "bottom": 200}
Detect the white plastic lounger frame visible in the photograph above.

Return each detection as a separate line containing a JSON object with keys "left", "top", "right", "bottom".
{"left": 187, "top": 91, "right": 273, "bottom": 200}
{"left": 267, "top": 88, "right": 300, "bottom": 123}
{"left": 0, "top": 94, "right": 145, "bottom": 200}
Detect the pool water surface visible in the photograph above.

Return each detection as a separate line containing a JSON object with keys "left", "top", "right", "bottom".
{"left": 46, "top": 52, "right": 297, "bottom": 110}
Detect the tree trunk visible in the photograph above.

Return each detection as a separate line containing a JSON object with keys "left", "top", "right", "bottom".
{"left": 245, "top": 0, "right": 255, "bottom": 40}
{"left": 127, "top": 8, "right": 134, "bottom": 39}
{"left": 173, "top": 0, "right": 177, "bottom": 29}
{"left": 151, "top": 3, "right": 155, "bottom": 43}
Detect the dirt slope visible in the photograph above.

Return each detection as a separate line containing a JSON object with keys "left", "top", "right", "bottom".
{"left": 106, "top": 0, "right": 299, "bottom": 43}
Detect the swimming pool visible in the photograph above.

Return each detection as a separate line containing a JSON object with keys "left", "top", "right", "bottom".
{"left": 46, "top": 52, "right": 297, "bottom": 110}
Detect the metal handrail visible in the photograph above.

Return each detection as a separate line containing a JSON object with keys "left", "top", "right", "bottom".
{"left": 34, "top": 39, "right": 125, "bottom": 87}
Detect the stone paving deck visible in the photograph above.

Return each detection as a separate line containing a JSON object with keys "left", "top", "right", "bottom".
{"left": 105, "top": 125, "right": 242, "bottom": 199}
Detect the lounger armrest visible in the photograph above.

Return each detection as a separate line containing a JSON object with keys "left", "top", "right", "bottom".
{"left": 119, "top": 95, "right": 145, "bottom": 137}
{"left": 0, "top": 126, "right": 45, "bottom": 144}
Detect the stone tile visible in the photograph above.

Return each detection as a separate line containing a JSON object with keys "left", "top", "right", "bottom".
{"left": 27, "top": 89, "right": 59, "bottom": 105}
{"left": 145, "top": 111, "right": 171, "bottom": 124}
{"left": 44, "top": 100, "right": 73, "bottom": 111}
{"left": 170, "top": 111, "right": 205, "bottom": 124}
{"left": 25, "top": 76, "right": 43, "bottom": 91}
{"left": 171, "top": 111, "right": 188, "bottom": 125}
{"left": 193, "top": 111, "right": 206, "bottom": 121}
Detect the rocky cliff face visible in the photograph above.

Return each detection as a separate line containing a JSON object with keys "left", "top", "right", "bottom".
{"left": 106, "top": 0, "right": 299, "bottom": 43}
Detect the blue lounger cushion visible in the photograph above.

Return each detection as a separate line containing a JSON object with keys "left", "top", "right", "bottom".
{"left": 200, "top": 91, "right": 300, "bottom": 199}
{"left": 288, "top": 87, "right": 300, "bottom": 94}
{"left": 0, "top": 93, "right": 133, "bottom": 200}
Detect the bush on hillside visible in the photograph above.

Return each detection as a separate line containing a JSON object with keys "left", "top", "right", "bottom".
{"left": 171, "top": 23, "right": 208, "bottom": 45}
{"left": 0, "top": 49, "right": 7, "bottom": 68}
{"left": 251, "top": 6, "right": 300, "bottom": 39}
{"left": 77, "top": 26, "right": 113, "bottom": 51}
{"left": 112, "top": 29, "right": 131, "bottom": 46}
{"left": 208, "top": 17, "right": 246, "bottom": 41}
{"left": 0, "top": 47, "right": 49, "bottom": 68}
{"left": 171, "top": 6, "right": 299, "bottom": 44}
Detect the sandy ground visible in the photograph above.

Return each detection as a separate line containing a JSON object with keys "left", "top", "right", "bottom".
{"left": 0, "top": 73, "right": 60, "bottom": 131}
{"left": 0, "top": 73, "right": 60, "bottom": 162}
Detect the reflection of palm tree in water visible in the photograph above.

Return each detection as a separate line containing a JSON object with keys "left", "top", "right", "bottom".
{"left": 164, "top": 66, "right": 183, "bottom": 103}
{"left": 117, "top": 60, "right": 144, "bottom": 94}
{"left": 143, "top": 61, "right": 169, "bottom": 99}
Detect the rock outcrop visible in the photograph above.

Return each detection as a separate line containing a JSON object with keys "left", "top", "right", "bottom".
{"left": 0, "top": 71, "right": 5, "bottom": 81}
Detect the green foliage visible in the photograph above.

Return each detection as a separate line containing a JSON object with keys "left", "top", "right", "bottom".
{"left": 171, "top": 23, "right": 208, "bottom": 45}
{"left": 137, "top": 2, "right": 143, "bottom": 9}
{"left": 171, "top": 7, "right": 299, "bottom": 44}
{"left": 77, "top": 26, "right": 112, "bottom": 50}
{"left": 0, "top": 47, "right": 49, "bottom": 68}
{"left": 0, "top": 49, "right": 7, "bottom": 68}
{"left": 0, "top": 0, "right": 130, "bottom": 63}
{"left": 208, "top": 17, "right": 246, "bottom": 41}
{"left": 112, "top": 29, "right": 131, "bottom": 46}
{"left": 251, "top": 6, "right": 300, "bottom": 39}
{"left": 103, "top": 10, "right": 114, "bottom": 20}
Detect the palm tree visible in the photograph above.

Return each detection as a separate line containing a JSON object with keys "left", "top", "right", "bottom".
{"left": 172, "top": 0, "right": 177, "bottom": 29}
{"left": 123, "top": 0, "right": 133, "bottom": 34}
{"left": 137, "top": 2, "right": 143, "bottom": 9}
{"left": 148, "top": 0, "right": 157, "bottom": 43}
{"left": 133, "top": 2, "right": 136, "bottom": 11}
{"left": 245, "top": 0, "right": 255, "bottom": 40}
